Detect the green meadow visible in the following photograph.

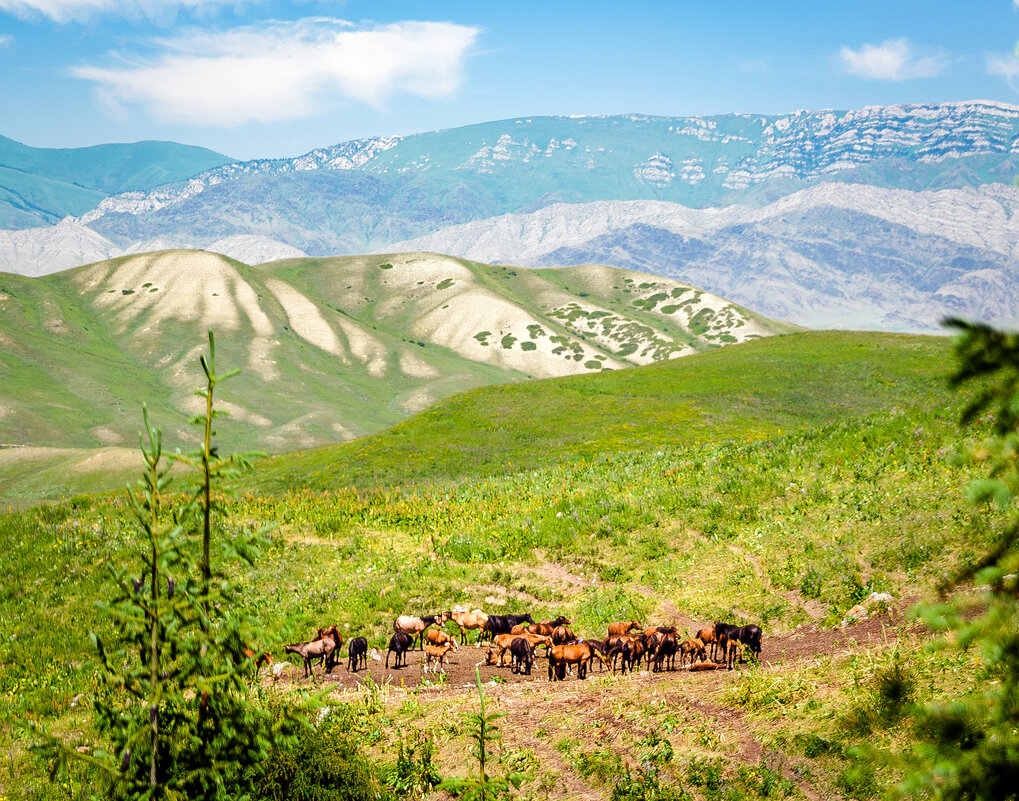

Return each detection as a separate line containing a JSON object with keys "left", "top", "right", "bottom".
{"left": 0, "top": 329, "right": 999, "bottom": 800}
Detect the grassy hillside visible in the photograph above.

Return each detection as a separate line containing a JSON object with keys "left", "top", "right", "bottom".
{"left": 0, "top": 135, "right": 233, "bottom": 227}
{"left": 0, "top": 250, "right": 794, "bottom": 481}
{"left": 250, "top": 330, "right": 952, "bottom": 491}
{"left": 0, "top": 326, "right": 987, "bottom": 800}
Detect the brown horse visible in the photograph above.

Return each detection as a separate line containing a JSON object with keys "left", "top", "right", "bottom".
{"left": 607, "top": 620, "right": 643, "bottom": 637}
{"left": 548, "top": 641, "right": 607, "bottom": 681}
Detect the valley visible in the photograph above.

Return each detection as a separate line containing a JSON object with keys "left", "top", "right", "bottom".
{"left": 0, "top": 325, "right": 993, "bottom": 800}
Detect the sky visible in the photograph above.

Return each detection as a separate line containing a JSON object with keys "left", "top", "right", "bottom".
{"left": 2, "top": 1, "right": 1019, "bottom": 160}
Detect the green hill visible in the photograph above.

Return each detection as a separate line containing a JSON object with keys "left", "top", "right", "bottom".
{"left": 250, "top": 330, "right": 953, "bottom": 492}
{"left": 0, "top": 250, "right": 794, "bottom": 496}
{"left": 0, "top": 135, "right": 232, "bottom": 227}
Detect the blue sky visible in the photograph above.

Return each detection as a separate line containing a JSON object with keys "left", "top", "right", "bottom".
{"left": 2, "top": 0, "right": 1019, "bottom": 160}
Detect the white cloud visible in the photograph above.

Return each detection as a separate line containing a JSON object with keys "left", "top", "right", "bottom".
{"left": 0, "top": 34, "right": 12, "bottom": 47}
{"left": 734, "top": 57, "right": 770, "bottom": 74}
{"left": 73, "top": 18, "right": 479, "bottom": 126}
{"left": 0, "top": 0, "right": 236, "bottom": 22}
{"left": 988, "top": 50, "right": 1019, "bottom": 92}
{"left": 839, "top": 37, "right": 950, "bottom": 81}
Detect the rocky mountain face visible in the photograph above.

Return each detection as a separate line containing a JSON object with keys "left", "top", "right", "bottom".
{"left": 2, "top": 101, "right": 1019, "bottom": 331}
{"left": 385, "top": 183, "right": 1019, "bottom": 332}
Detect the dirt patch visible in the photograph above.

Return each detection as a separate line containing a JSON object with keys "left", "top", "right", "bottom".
{"left": 763, "top": 612, "right": 920, "bottom": 666}
{"left": 263, "top": 611, "right": 920, "bottom": 693}
{"left": 527, "top": 554, "right": 590, "bottom": 588}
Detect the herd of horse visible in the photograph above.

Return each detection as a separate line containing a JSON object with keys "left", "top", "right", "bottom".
{"left": 280, "top": 607, "right": 764, "bottom": 682}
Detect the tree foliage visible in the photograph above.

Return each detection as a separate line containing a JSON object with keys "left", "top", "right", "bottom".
{"left": 440, "top": 668, "right": 526, "bottom": 801}
{"left": 34, "top": 331, "right": 288, "bottom": 800}
{"left": 903, "top": 318, "right": 1019, "bottom": 800}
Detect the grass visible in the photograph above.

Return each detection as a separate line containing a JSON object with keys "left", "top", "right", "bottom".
{"left": 0, "top": 327, "right": 996, "bottom": 800}
{"left": 249, "top": 330, "right": 954, "bottom": 493}
{"left": 0, "top": 253, "right": 794, "bottom": 491}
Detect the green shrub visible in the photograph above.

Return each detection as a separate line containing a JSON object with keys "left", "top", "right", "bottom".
{"left": 836, "top": 758, "right": 879, "bottom": 800}
{"left": 383, "top": 732, "right": 441, "bottom": 798}
{"left": 250, "top": 713, "right": 393, "bottom": 801}
{"left": 613, "top": 766, "right": 690, "bottom": 801}
{"left": 795, "top": 733, "right": 843, "bottom": 758}
{"left": 572, "top": 749, "right": 620, "bottom": 782}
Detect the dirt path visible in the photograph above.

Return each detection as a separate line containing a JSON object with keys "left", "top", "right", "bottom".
{"left": 262, "top": 612, "right": 924, "bottom": 801}
{"left": 264, "top": 611, "right": 919, "bottom": 694}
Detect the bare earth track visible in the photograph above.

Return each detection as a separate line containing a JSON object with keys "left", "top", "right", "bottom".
{"left": 266, "top": 613, "right": 915, "bottom": 693}
{"left": 261, "top": 614, "right": 920, "bottom": 799}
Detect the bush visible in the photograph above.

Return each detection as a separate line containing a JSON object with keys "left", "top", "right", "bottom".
{"left": 250, "top": 713, "right": 393, "bottom": 801}
{"left": 384, "top": 732, "right": 442, "bottom": 797}
{"left": 613, "top": 765, "right": 691, "bottom": 801}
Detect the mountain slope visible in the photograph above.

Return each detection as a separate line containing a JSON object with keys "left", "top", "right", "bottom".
{"left": 0, "top": 135, "right": 233, "bottom": 229}
{"left": 0, "top": 250, "right": 795, "bottom": 453}
{"left": 383, "top": 183, "right": 1019, "bottom": 332}
{"left": 80, "top": 102, "right": 1019, "bottom": 227}
{"left": 69, "top": 102, "right": 1019, "bottom": 256}
{"left": 249, "top": 329, "right": 954, "bottom": 493}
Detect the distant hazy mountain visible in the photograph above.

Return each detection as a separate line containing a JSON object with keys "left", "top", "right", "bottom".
{"left": 80, "top": 102, "right": 1019, "bottom": 249}
{"left": 3, "top": 100, "right": 1019, "bottom": 331}
{"left": 385, "top": 183, "right": 1019, "bottom": 331}
{"left": 0, "top": 251, "right": 795, "bottom": 451}
{"left": 0, "top": 135, "right": 233, "bottom": 228}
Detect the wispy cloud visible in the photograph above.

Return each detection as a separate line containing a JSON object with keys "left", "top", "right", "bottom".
{"left": 839, "top": 37, "right": 950, "bottom": 81}
{"left": 0, "top": 0, "right": 237, "bottom": 23}
{"left": 988, "top": 50, "right": 1019, "bottom": 92}
{"left": 734, "top": 57, "right": 770, "bottom": 74}
{"left": 73, "top": 18, "right": 480, "bottom": 126}
{"left": 0, "top": 34, "right": 13, "bottom": 48}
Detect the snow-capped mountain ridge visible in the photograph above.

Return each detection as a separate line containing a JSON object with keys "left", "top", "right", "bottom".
{"left": 78, "top": 101, "right": 1019, "bottom": 227}
{"left": 80, "top": 135, "right": 401, "bottom": 221}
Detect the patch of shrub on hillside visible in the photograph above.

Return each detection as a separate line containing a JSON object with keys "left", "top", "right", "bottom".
{"left": 249, "top": 710, "right": 394, "bottom": 801}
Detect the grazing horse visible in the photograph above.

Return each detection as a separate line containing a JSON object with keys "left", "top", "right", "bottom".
{"left": 386, "top": 632, "right": 413, "bottom": 668}
{"left": 483, "top": 613, "right": 534, "bottom": 641}
{"left": 510, "top": 637, "right": 536, "bottom": 675}
{"left": 527, "top": 616, "right": 572, "bottom": 636}
{"left": 548, "top": 642, "right": 608, "bottom": 681}
{"left": 679, "top": 637, "right": 707, "bottom": 667}
{"left": 619, "top": 636, "right": 648, "bottom": 674}
{"left": 450, "top": 608, "right": 489, "bottom": 644}
{"left": 714, "top": 622, "right": 762, "bottom": 662}
{"left": 315, "top": 626, "right": 344, "bottom": 673}
{"left": 607, "top": 620, "right": 643, "bottom": 637}
{"left": 697, "top": 626, "right": 720, "bottom": 660}
{"left": 394, "top": 613, "right": 449, "bottom": 650}
{"left": 551, "top": 625, "right": 576, "bottom": 645}
{"left": 737, "top": 624, "right": 763, "bottom": 660}
{"left": 347, "top": 637, "right": 368, "bottom": 673}
{"left": 285, "top": 638, "right": 335, "bottom": 678}
{"left": 653, "top": 633, "right": 678, "bottom": 673}
{"left": 243, "top": 648, "right": 273, "bottom": 676}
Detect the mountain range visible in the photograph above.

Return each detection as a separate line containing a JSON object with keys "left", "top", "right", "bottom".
{"left": 3, "top": 100, "right": 1019, "bottom": 331}
{"left": 0, "top": 135, "right": 232, "bottom": 229}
